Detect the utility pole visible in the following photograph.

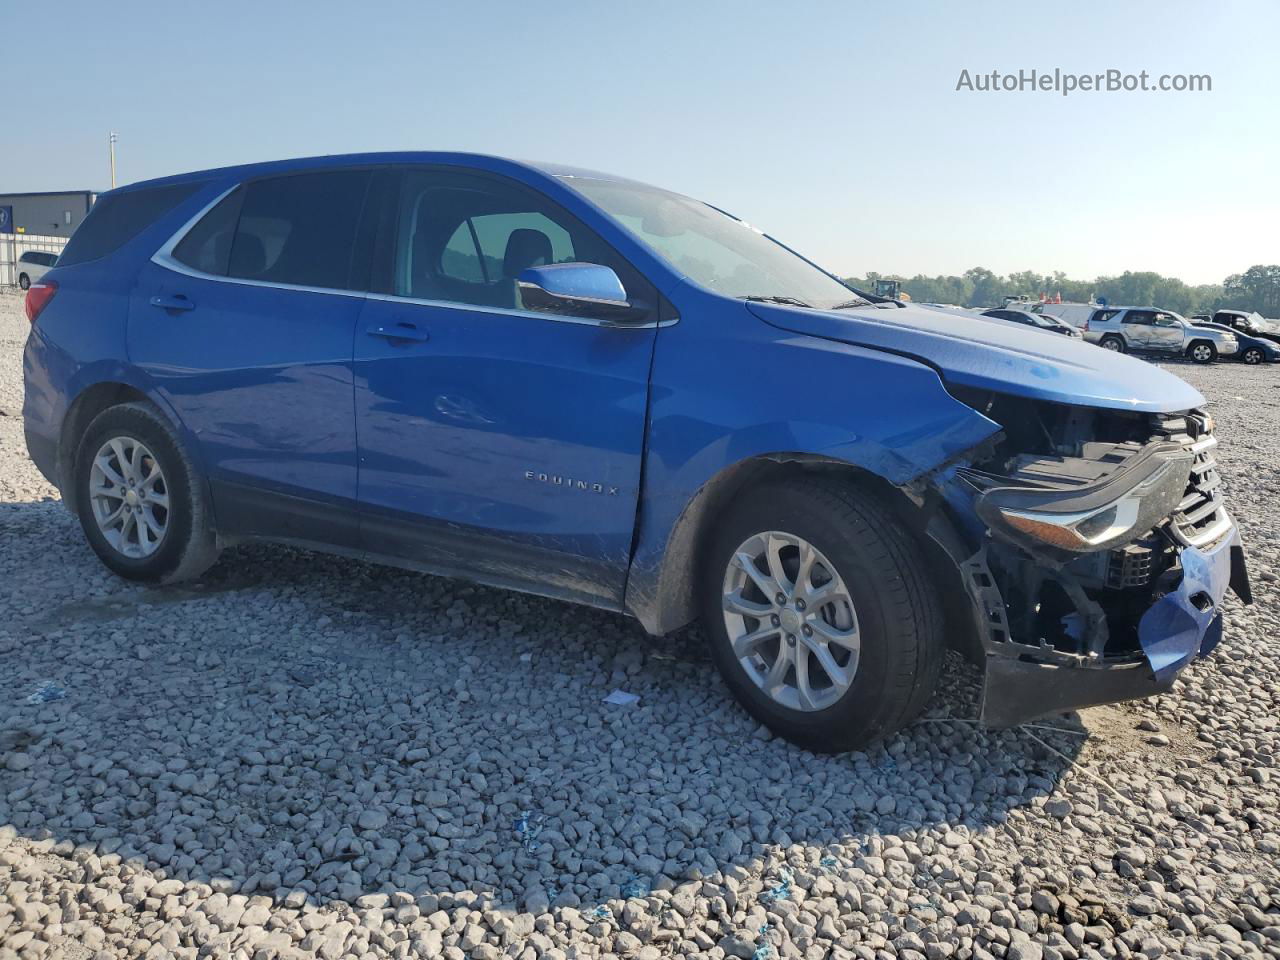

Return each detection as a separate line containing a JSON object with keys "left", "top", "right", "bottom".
{"left": 109, "top": 132, "right": 118, "bottom": 189}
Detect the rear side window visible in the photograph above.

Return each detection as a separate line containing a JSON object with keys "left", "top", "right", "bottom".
{"left": 172, "top": 188, "right": 244, "bottom": 276}
{"left": 58, "top": 182, "right": 201, "bottom": 266}
{"left": 227, "top": 171, "right": 371, "bottom": 289}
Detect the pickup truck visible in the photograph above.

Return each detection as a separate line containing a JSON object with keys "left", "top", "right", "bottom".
{"left": 1085, "top": 306, "right": 1238, "bottom": 363}
{"left": 22, "top": 152, "right": 1252, "bottom": 751}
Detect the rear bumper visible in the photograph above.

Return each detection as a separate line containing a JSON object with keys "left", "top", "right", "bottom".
{"left": 979, "top": 528, "right": 1249, "bottom": 727}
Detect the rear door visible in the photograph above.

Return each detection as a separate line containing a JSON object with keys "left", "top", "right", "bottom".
{"left": 1121, "top": 310, "right": 1155, "bottom": 349}
{"left": 129, "top": 168, "right": 375, "bottom": 548}
{"left": 352, "top": 166, "right": 660, "bottom": 607}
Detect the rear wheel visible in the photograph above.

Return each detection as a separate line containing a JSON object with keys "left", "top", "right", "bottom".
{"left": 701, "top": 478, "right": 943, "bottom": 753}
{"left": 73, "top": 402, "right": 220, "bottom": 583}
{"left": 1100, "top": 335, "right": 1125, "bottom": 353}
{"left": 18, "top": 274, "right": 29, "bottom": 290}
{"left": 1187, "top": 341, "right": 1217, "bottom": 364}
{"left": 1243, "top": 347, "right": 1265, "bottom": 365}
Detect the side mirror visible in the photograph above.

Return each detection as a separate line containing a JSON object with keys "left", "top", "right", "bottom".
{"left": 516, "top": 263, "right": 647, "bottom": 322}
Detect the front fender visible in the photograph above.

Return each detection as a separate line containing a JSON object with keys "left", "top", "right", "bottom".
{"left": 624, "top": 311, "right": 1000, "bottom": 634}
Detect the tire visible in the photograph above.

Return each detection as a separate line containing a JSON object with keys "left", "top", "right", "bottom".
{"left": 1242, "top": 347, "right": 1265, "bottom": 365}
{"left": 73, "top": 402, "right": 220, "bottom": 584}
{"left": 700, "top": 477, "right": 943, "bottom": 753}
{"left": 18, "top": 274, "right": 29, "bottom": 290}
{"left": 1100, "top": 335, "right": 1125, "bottom": 353}
{"left": 1187, "top": 341, "right": 1217, "bottom": 364}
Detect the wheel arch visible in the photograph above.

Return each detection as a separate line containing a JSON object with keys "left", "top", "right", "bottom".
{"left": 624, "top": 453, "right": 979, "bottom": 660}
{"left": 56, "top": 379, "right": 210, "bottom": 523}
{"left": 1185, "top": 338, "right": 1215, "bottom": 356}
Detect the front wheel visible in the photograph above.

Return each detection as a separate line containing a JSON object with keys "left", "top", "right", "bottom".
{"left": 701, "top": 478, "right": 943, "bottom": 753}
{"left": 1187, "top": 341, "right": 1217, "bottom": 364}
{"left": 1100, "top": 335, "right": 1125, "bottom": 353}
{"left": 73, "top": 402, "right": 220, "bottom": 583}
{"left": 18, "top": 274, "right": 29, "bottom": 290}
{"left": 1242, "top": 347, "right": 1265, "bottom": 365}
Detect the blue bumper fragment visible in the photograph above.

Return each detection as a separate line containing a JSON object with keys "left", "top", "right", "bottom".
{"left": 1137, "top": 529, "right": 1240, "bottom": 683}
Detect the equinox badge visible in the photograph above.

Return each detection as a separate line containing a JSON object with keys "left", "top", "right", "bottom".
{"left": 525, "top": 470, "right": 619, "bottom": 496}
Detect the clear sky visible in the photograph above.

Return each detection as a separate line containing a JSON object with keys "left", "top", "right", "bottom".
{"left": 5, "top": 0, "right": 1276, "bottom": 285}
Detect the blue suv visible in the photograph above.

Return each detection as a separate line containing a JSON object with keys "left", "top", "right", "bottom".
{"left": 22, "top": 153, "right": 1251, "bottom": 750}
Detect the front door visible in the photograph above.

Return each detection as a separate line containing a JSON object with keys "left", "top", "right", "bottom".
{"left": 129, "top": 169, "right": 374, "bottom": 547}
{"left": 1148, "top": 312, "right": 1185, "bottom": 352}
{"left": 353, "top": 168, "right": 660, "bottom": 607}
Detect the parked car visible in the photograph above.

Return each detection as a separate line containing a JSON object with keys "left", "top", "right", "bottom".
{"left": 16, "top": 250, "right": 58, "bottom": 289}
{"left": 22, "top": 153, "right": 1251, "bottom": 750}
{"left": 1208, "top": 309, "right": 1280, "bottom": 346}
{"left": 1190, "top": 321, "right": 1280, "bottom": 365}
{"left": 1028, "top": 302, "right": 1098, "bottom": 330}
{"left": 1084, "top": 307, "right": 1238, "bottom": 363}
{"left": 981, "top": 308, "right": 1083, "bottom": 338}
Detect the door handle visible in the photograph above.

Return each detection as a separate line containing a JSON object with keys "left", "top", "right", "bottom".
{"left": 150, "top": 294, "right": 195, "bottom": 312}
{"left": 367, "top": 320, "right": 430, "bottom": 342}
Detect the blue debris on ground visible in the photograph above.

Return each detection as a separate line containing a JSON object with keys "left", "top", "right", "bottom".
{"left": 24, "top": 681, "right": 66, "bottom": 705}
{"left": 752, "top": 923, "right": 773, "bottom": 960}
{"left": 759, "top": 867, "right": 793, "bottom": 905}
{"left": 620, "top": 876, "right": 650, "bottom": 899}
{"left": 513, "top": 810, "right": 544, "bottom": 854}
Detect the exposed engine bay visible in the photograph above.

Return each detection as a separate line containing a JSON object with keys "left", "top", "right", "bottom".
{"left": 925, "top": 389, "right": 1252, "bottom": 727}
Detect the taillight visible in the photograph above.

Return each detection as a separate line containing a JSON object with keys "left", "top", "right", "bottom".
{"left": 25, "top": 280, "right": 57, "bottom": 324}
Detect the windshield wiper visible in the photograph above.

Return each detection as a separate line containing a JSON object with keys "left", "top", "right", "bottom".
{"left": 830, "top": 298, "right": 873, "bottom": 310}
{"left": 744, "top": 295, "right": 812, "bottom": 308}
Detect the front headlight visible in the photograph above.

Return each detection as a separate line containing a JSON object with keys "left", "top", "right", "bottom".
{"left": 975, "top": 444, "right": 1193, "bottom": 554}
{"left": 998, "top": 495, "right": 1143, "bottom": 551}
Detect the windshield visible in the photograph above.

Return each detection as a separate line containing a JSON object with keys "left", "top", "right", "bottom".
{"left": 564, "top": 178, "right": 864, "bottom": 310}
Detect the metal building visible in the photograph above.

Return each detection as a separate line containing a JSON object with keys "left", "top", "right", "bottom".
{"left": 0, "top": 190, "right": 97, "bottom": 237}
{"left": 0, "top": 190, "right": 97, "bottom": 286}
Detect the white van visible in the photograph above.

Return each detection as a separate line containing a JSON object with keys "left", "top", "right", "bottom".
{"left": 16, "top": 251, "right": 58, "bottom": 290}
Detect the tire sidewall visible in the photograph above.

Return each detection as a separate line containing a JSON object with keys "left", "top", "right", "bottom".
{"left": 702, "top": 485, "right": 922, "bottom": 750}
{"left": 74, "top": 405, "right": 197, "bottom": 582}
{"left": 1188, "top": 341, "right": 1216, "bottom": 364}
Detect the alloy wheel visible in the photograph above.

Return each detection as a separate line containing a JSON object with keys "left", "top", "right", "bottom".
{"left": 89, "top": 436, "right": 169, "bottom": 558}
{"left": 1192, "top": 344, "right": 1212, "bottom": 362}
{"left": 721, "top": 530, "right": 860, "bottom": 712}
{"left": 1244, "top": 349, "right": 1263, "bottom": 364}
{"left": 1102, "top": 339, "right": 1121, "bottom": 351}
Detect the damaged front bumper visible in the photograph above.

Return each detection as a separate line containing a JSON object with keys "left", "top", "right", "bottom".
{"left": 931, "top": 408, "right": 1252, "bottom": 728}
{"left": 978, "top": 527, "right": 1249, "bottom": 727}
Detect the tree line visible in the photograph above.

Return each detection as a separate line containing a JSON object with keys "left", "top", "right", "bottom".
{"left": 842, "top": 265, "right": 1280, "bottom": 317}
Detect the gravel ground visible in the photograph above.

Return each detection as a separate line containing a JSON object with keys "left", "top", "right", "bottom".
{"left": 1, "top": 285, "right": 1277, "bottom": 960}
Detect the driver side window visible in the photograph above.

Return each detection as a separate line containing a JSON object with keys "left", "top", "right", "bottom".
{"left": 391, "top": 170, "right": 649, "bottom": 317}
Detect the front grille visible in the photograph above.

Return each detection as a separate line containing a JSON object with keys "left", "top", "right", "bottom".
{"left": 1154, "top": 411, "right": 1232, "bottom": 548}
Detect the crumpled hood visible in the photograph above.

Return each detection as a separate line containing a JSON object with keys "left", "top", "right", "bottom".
{"left": 748, "top": 302, "right": 1206, "bottom": 413}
